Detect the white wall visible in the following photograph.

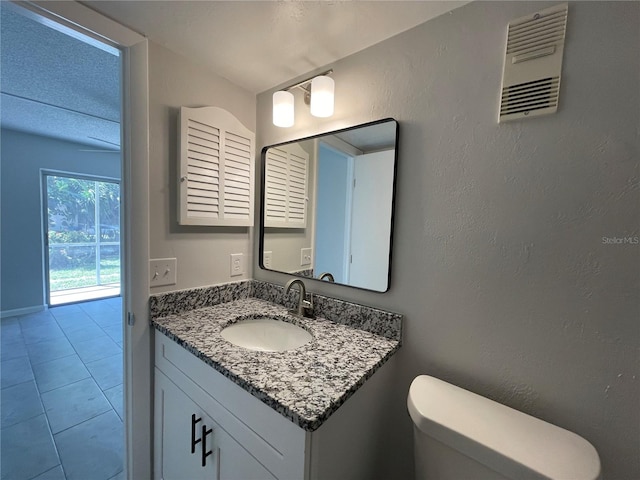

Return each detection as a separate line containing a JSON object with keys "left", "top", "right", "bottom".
{"left": 148, "top": 42, "right": 255, "bottom": 292}
{"left": 0, "top": 129, "right": 120, "bottom": 313}
{"left": 255, "top": 2, "right": 639, "bottom": 479}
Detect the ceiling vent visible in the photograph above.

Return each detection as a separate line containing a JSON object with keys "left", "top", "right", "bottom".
{"left": 499, "top": 3, "right": 568, "bottom": 122}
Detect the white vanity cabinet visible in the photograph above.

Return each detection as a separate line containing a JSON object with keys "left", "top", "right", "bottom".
{"left": 154, "top": 331, "right": 306, "bottom": 480}
{"left": 154, "top": 330, "right": 396, "bottom": 480}
{"left": 155, "top": 370, "right": 277, "bottom": 480}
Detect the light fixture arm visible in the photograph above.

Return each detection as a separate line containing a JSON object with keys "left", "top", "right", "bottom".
{"left": 282, "top": 69, "right": 333, "bottom": 93}
{"left": 272, "top": 69, "right": 334, "bottom": 127}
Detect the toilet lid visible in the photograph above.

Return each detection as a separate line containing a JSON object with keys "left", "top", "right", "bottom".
{"left": 407, "top": 375, "right": 601, "bottom": 480}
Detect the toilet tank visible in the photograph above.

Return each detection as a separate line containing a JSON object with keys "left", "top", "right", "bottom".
{"left": 407, "top": 376, "right": 601, "bottom": 480}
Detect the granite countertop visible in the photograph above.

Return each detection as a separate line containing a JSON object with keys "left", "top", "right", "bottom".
{"left": 152, "top": 297, "right": 400, "bottom": 431}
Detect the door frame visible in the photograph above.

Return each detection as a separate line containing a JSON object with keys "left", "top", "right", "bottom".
{"left": 15, "top": 1, "right": 152, "bottom": 477}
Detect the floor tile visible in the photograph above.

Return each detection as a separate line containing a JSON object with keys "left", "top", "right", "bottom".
{"left": 41, "top": 378, "right": 111, "bottom": 434}
{"left": 21, "top": 323, "right": 65, "bottom": 345}
{"left": 1, "top": 380, "right": 43, "bottom": 428}
{"left": 91, "top": 312, "right": 122, "bottom": 328}
{"left": 32, "top": 465, "right": 66, "bottom": 480}
{"left": 18, "top": 311, "right": 56, "bottom": 330}
{"left": 48, "top": 304, "right": 82, "bottom": 318}
{"left": 79, "top": 301, "right": 112, "bottom": 314}
{"left": 0, "top": 414, "right": 60, "bottom": 480}
{"left": 87, "top": 354, "right": 122, "bottom": 391}
{"left": 102, "top": 324, "right": 123, "bottom": 343}
{"left": 33, "top": 355, "right": 90, "bottom": 393}
{"left": 26, "top": 337, "right": 75, "bottom": 365}
{"left": 103, "top": 383, "right": 123, "bottom": 421}
{"left": 1, "top": 337, "right": 28, "bottom": 361}
{"left": 1, "top": 356, "right": 34, "bottom": 389}
{"left": 108, "top": 470, "right": 126, "bottom": 480}
{"left": 1, "top": 316, "right": 20, "bottom": 326}
{"left": 64, "top": 323, "right": 106, "bottom": 344}
{"left": 54, "top": 313, "right": 95, "bottom": 332}
{"left": 1, "top": 320, "right": 22, "bottom": 341}
{"left": 101, "top": 297, "right": 122, "bottom": 309}
{"left": 50, "top": 308, "right": 86, "bottom": 320}
{"left": 73, "top": 335, "right": 121, "bottom": 364}
{"left": 55, "top": 410, "right": 124, "bottom": 480}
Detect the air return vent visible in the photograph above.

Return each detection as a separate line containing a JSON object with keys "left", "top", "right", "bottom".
{"left": 499, "top": 3, "right": 568, "bottom": 122}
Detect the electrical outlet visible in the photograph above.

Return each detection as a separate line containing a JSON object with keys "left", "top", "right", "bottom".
{"left": 263, "top": 251, "right": 273, "bottom": 269}
{"left": 150, "top": 258, "right": 177, "bottom": 287}
{"left": 300, "top": 248, "right": 312, "bottom": 266}
{"left": 230, "top": 253, "right": 245, "bottom": 277}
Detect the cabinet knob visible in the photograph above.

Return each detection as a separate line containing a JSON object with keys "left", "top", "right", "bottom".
{"left": 180, "top": 175, "right": 187, "bottom": 182}
{"left": 201, "top": 425, "right": 213, "bottom": 467}
{"left": 191, "top": 414, "right": 202, "bottom": 454}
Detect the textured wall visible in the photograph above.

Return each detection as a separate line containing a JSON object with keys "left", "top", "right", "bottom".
{"left": 0, "top": 130, "right": 121, "bottom": 313}
{"left": 148, "top": 42, "right": 256, "bottom": 293}
{"left": 255, "top": 2, "right": 639, "bottom": 478}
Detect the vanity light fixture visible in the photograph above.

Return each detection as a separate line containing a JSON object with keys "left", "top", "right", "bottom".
{"left": 273, "top": 91, "right": 294, "bottom": 127}
{"left": 272, "top": 69, "right": 334, "bottom": 127}
{"left": 310, "top": 75, "right": 334, "bottom": 118}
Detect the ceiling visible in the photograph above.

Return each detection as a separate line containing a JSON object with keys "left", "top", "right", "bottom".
{"left": 1, "top": 3, "right": 121, "bottom": 149}
{"left": 0, "top": 1, "right": 467, "bottom": 149}
{"left": 83, "top": 1, "right": 468, "bottom": 94}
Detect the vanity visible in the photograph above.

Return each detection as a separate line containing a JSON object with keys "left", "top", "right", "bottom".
{"left": 151, "top": 117, "right": 402, "bottom": 478}
{"left": 151, "top": 280, "right": 402, "bottom": 480}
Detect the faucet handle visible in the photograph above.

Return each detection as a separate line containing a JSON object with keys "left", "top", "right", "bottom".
{"left": 301, "top": 292, "right": 314, "bottom": 318}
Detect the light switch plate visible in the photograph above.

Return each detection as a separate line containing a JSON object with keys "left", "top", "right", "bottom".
{"left": 230, "top": 253, "right": 245, "bottom": 277}
{"left": 300, "top": 248, "right": 312, "bottom": 266}
{"left": 263, "top": 251, "right": 273, "bottom": 269}
{"left": 150, "top": 258, "right": 177, "bottom": 287}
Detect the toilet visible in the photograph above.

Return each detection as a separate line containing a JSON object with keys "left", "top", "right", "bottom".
{"left": 407, "top": 375, "right": 601, "bottom": 480}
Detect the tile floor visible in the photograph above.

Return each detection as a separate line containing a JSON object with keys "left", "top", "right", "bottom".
{"left": 1, "top": 297, "right": 124, "bottom": 480}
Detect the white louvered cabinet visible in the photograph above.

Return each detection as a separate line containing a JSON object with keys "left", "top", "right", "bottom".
{"left": 178, "top": 107, "right": 255, "bottom": 226}
{"left": 264, "top": 143, "right": 308, "bottom": 228}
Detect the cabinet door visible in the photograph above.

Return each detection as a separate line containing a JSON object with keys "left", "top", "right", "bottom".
{"left": 216, "top": 427, "right": 277, "bottom": 480}
{"left": 155, "top": 369, "right": 277, "bottom": 480}
{"left": 264, "top": 142, "right": 308, "bottom": 228}
{"left": 178, "top": 106, "right": 255, "bottom": 227}
{"left": 155, "top": 369, "right": 217, "bottom": 480}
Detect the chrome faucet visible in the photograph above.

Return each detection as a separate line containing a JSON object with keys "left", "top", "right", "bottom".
{"left": 284, "top": 278, "right": 314, "bottom": 318}
{"left": 318, "top": 272, "right": 335, "bottom": 282}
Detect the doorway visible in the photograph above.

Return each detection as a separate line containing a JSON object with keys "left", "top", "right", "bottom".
{"left": 1, "top": 1, "right": 151, "bottom": 478}
{"left": 0, "top": 5, "right": 127, "bottom": 479}
{"left": 44, "top": 173, "right": 122, "bottom": 306}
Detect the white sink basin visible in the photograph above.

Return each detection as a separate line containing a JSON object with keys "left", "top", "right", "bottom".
{"left": 220, "top": 317, "right": 312, "bottom": 352}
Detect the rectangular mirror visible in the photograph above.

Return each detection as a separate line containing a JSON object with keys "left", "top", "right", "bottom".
{"left": 259, "top": 118, "right": 398, "bottom": 292}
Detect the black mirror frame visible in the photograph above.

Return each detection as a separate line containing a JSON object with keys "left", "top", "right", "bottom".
{"left": 259, "top": 118, "right": 399, "bottom": 293}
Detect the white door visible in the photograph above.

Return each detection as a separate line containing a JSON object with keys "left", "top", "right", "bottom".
{"left": 348, "top": 150, "right": 395, "bottom": 291}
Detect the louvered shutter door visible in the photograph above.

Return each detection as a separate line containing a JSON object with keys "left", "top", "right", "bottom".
{"left": 264, "top": 147, "right": 288, "bottom": 226}
{"left": 178, "top": 107, "right": 254, "bottom": 226}
{"left": 287, "top": 151, "right": 307, "bottom": 227}
{"left": 264, "top": 143, "right": 308, "bottom": 228}
{"left": 222, "top": 131, "right": 252, "bottom": 220}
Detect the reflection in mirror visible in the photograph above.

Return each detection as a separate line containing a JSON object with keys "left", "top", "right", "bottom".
{"left": 260, "top": 118, "right": 398, "bottom": 292}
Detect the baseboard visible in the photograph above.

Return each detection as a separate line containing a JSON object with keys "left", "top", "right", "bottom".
{"left": 1, "top": 304, "right": 46, "bottom": 319}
